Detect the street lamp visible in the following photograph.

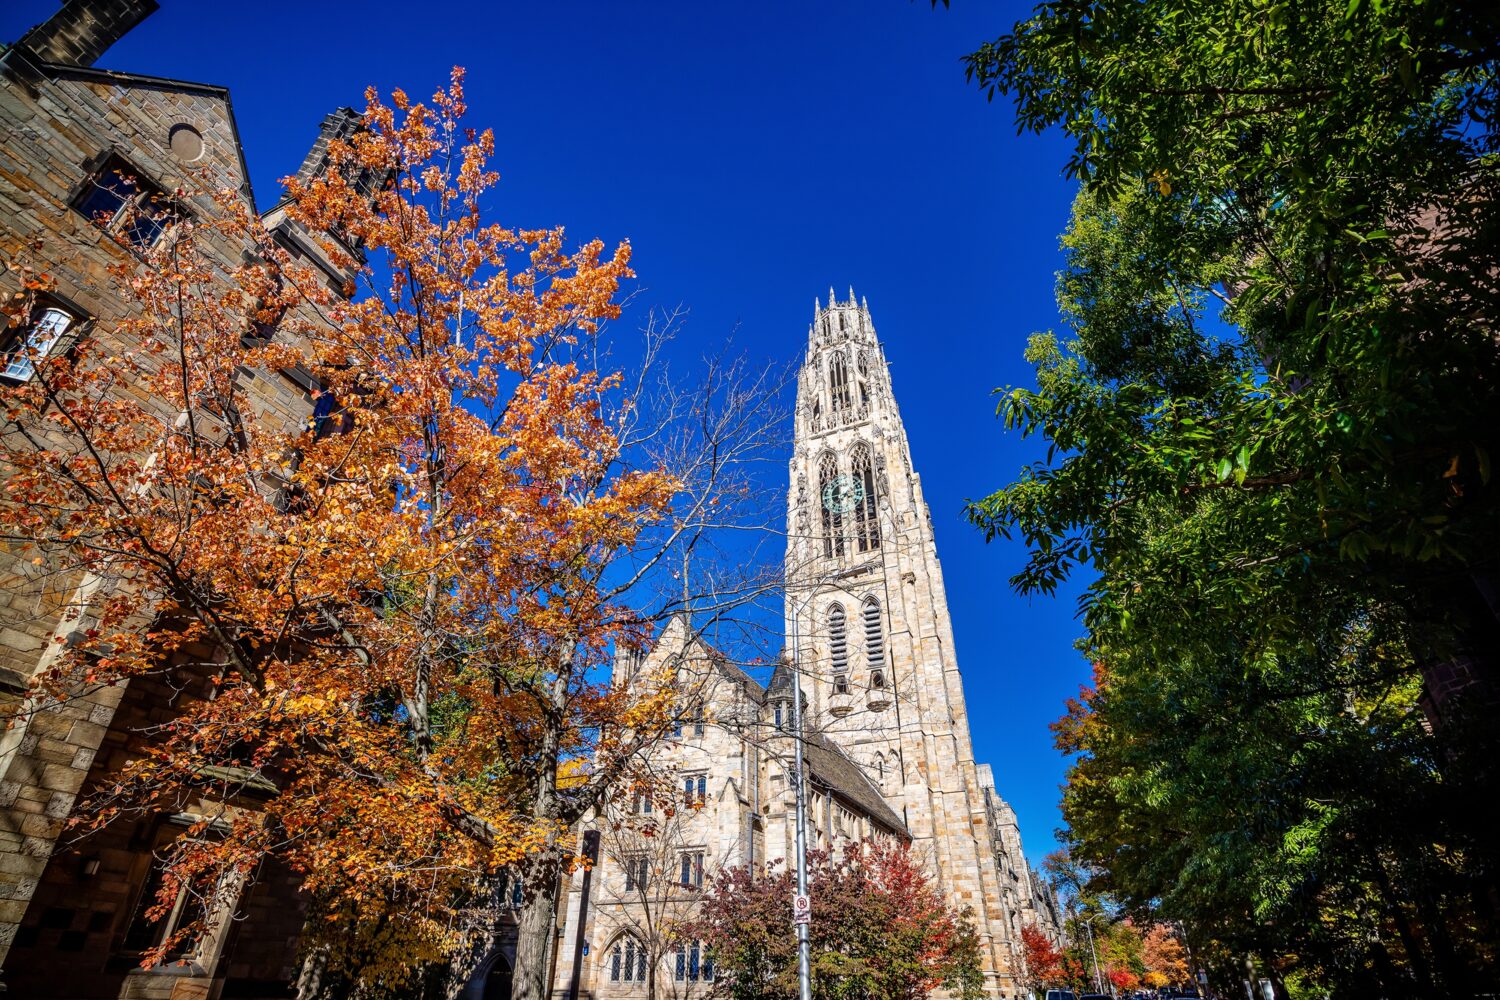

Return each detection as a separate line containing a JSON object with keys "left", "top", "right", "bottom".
{"left": 787, "top": 616, "right": 813, "bottom": 1000}
{"left": 1083, "top": 915, "right": 1106, "bottom": 996}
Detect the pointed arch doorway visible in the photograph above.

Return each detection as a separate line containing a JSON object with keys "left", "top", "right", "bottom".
{"left": 481, "top": 952, "right": 513, "bottom": 1000}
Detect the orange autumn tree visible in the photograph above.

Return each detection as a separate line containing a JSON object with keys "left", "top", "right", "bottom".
{"left": 0, "top": 71, "right": 777, "bottom": 995}
{"left": 1142, "top": 923, "right": 1190, "bottom": 989}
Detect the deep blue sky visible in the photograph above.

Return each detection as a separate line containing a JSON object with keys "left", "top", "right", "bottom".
{"left": 5, "top": 0, "right": 1090, "bottom": 867}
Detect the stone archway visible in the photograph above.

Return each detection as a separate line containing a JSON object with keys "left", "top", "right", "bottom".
{"left": 460, "top": 941, "right": 515, "bottom": 1000}
{"left": 481, "top": 953, "right": 513, "bottom": 1000}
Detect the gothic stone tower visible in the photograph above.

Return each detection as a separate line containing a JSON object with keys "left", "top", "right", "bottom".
{"left": 784, "top": 290, "right": 1020, "bottom": 995}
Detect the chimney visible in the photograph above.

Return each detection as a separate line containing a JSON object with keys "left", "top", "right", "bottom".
{"left": 15, "top": 0, "right": 159, "bottom": 68}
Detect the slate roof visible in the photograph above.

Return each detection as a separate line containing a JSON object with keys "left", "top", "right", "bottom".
{"left": 801, "top": 731, "right": 907, "bottom": 836}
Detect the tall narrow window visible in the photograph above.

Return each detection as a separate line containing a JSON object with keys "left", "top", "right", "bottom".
{"left": 676, "top": 940, "right": 714, "bottom": 981}
{"left": 856, "top": 349, "right": 871, "bottom": 412}
{"left": 828, "top": 605, "right": 848, "bottom": 678}
{"left": 829, "top": 352, "right": 851, "bottom": 416}
{"left": 818, "top": 452, "right": 843, "bottom": 558}
{"left": 624, "top": 855, "right": 649, "bottom": 892}
{"left": 679, "top": 850, "right": 705, "bottom": 888}
{"left": 850, "top": 444, "right": 880, "bottom": 552}
{"left": 684, "top": 773, "right": 707, "bottom": 805}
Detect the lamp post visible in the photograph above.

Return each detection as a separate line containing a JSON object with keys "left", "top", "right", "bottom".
{"left": 1084, "top": 915, "right": 1105, "bottom": 996}
{"left": 787, "top": 614, "right": 813, "bottom": 1000}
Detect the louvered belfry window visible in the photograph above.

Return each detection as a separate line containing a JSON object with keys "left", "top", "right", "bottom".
{"left": 863, "top": 599, "right": 885, "bottom": 686}
{"left": 829, "top": 351, "right": 851, "bottom": 415}
{"left": 829, "top": 605, "right": 848, "bottom": 678}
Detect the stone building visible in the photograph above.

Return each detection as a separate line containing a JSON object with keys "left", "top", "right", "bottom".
{"left": 544, "top": 294, "right": 1063, "bottom": 1000}
{"left": 0, "top": 2, "right": 369, "bottom": 996}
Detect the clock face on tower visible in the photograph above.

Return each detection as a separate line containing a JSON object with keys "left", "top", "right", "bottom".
{"left": 821, "top": 473, "right": 864, "bottom": 515}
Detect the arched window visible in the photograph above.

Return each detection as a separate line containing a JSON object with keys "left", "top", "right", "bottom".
{"left": 829, "top": 352, "right": 851, "bottom": 416}
{"left": 818, "top": 452, "right": 843, "bottom": 558}
{"left": 850, "top": 445, "right": 880, "bottom": 552}
{"left": 828, "top": 605, "right": 848, "bottom": 682}
{"left": 874, "top": 752, "right": 885, "bottom": 784}
{"left": 610, "top": 933, "right": 648, "bottom": 983}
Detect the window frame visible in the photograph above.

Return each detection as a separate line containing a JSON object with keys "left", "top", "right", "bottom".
{"left": 71, "top": 152, "right": 184, "bottom": 253}
{"left": 610, "top": 933, "right": 649, "bottom": 983}
{"left": 678, "top": 849, "right": 706, "bottom": 889}
{"left": 1, "top": 299, "right": 85, "bottom": 385}
{"left": 675, "top": 938, "right": 714, "bottom": 982}
{"left": 115, "top": 816, "right": 241, "bottom": 974}
{"left": 683, "top": 772, "right": 707, "bottom": 806}
{"left": 623, "top": 854, "right": 650, "bottom": 893}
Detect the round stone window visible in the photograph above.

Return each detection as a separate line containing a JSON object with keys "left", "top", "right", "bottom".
{"left": 169, "top": 124, "right": 204, "bottom": 163}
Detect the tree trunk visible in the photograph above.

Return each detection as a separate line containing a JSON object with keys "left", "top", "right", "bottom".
{"left": 513, "top": 851, "right": 562, "bottom": 1000}
{"left": 295, "top": 942, "right": 332, "bottom": 1000}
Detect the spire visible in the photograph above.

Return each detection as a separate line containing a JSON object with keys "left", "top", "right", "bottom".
{"left": 848, "top": 285, "right": 856, "bottom": 305}
{"left": 829, "top": 286, "right": 836, "bottom": 308}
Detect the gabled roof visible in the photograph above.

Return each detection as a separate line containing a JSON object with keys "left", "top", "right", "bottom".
{"left": 40, "top": 61, "right": 258, "bottom": 212}
{"left": 648, "top": 618, "right": 906, "bottom": 836}
{"left": 801, "top": 732, "right": 906, "bottom": 836}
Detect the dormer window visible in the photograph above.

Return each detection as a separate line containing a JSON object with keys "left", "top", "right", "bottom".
{"left": 74, "top": 155, "right": 181, "bottom": 251}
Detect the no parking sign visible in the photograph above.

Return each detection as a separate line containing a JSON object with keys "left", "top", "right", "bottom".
{"left": 793, "top": 894, "right": 811, "bottom": 925}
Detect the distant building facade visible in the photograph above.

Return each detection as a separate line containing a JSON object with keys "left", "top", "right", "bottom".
{"left": 544, "top": 295, "right": 1063, "bottom": 1000}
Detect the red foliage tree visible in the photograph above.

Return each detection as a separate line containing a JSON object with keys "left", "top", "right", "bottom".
{"left": 1019, "top": 923, "right": 1065, "bottom": 993}
{"left": 696, "top": 839, "right": 984, "bottom": 1000}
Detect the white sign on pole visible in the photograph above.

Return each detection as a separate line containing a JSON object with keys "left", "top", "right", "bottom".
{"left": 793, "top": 894, "right": 811, "bottom": 925}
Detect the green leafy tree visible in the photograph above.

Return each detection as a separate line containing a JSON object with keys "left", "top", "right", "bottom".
{"left": 945, "top": 0, "right": 1500, "bottom": 992}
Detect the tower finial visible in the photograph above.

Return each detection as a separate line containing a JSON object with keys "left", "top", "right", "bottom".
{"left": 815, "top": 296, "right": 821, "bottom": 316}
{"left": 848, "top": 285, "right": 856, "bottom": 305}
{"left": 829, "top": 286, "right": 836, "bottom": 307}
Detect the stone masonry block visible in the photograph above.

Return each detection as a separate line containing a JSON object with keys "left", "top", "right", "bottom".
{"left": 65, "top": 717, "right": 108, "bottom": 747}
{"left": 39, "top": 762, "right": 88, "bottom": 794}
{"left": 20, "top": 814, "right": 62, "bottom": 839}
{"left": 44, "top": 790, "right": 73, "bottom": 819}
{"left": 0, "top": 852, "right": 46, "bottom": 879}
